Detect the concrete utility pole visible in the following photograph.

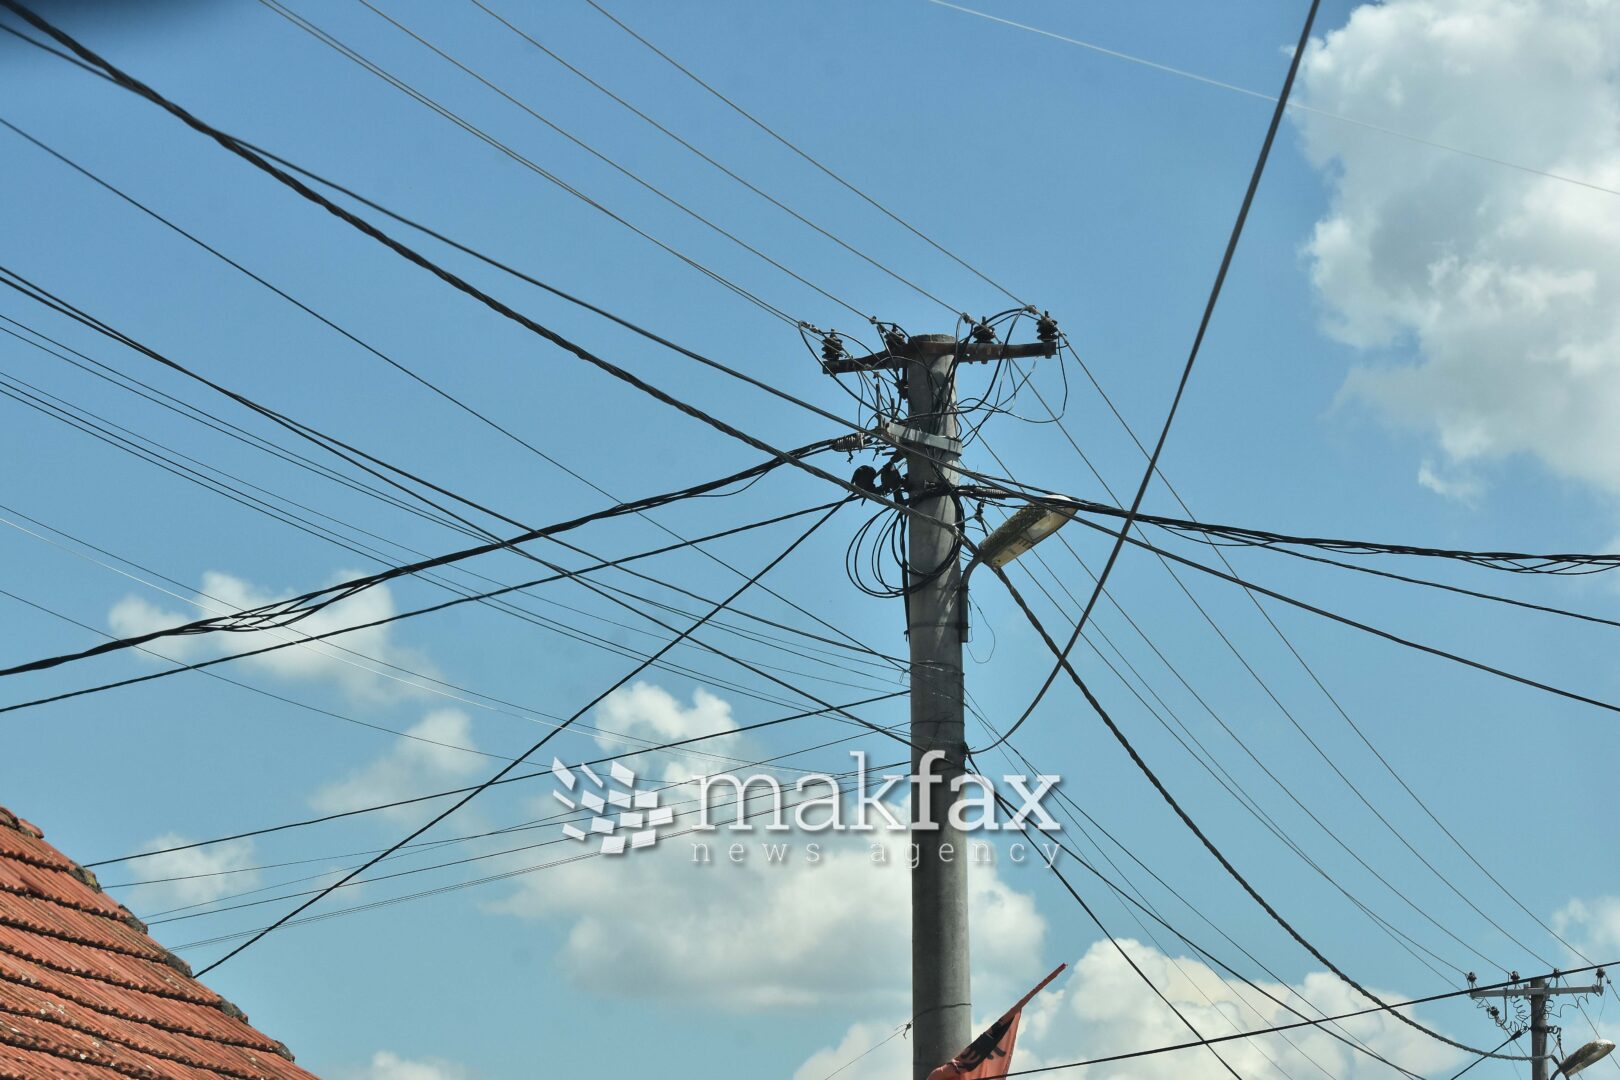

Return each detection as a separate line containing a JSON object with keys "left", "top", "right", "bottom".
{"left": 1531, "top": 977, "right": 1551, "bottom": 1080}
{"left": 1469, "top": 974, "right": 1606, "bottom": 1080}
{"left": 820, "top": 326, "right": 1057, "bottom": 1080}
{"left": 903, "top": 334, "right": 971, "bottom": 1079}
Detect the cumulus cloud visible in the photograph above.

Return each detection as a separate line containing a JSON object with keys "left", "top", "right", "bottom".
{"left": 335, "top": 1050, "right": 469, "bottom": 1080}
{"left": 591, "top": 681, "right": 742, "bottom": 783}
{"left": 120, "top": 833, "right": 258, "bottom": 914}
{"left": 108, "top": 571, "right": 433, "bottom": 699}
{"left": 795, "top": 939, "right": 1465, "bottom": 1080}
{"left": 1553, "top": 895, "right": 1620, "bottom": 959}
{"left": 310, "top": 709, "right": 484, "bottom": 821}
{"left": 486, "top": 828, "right": 1045, "bottom": 1012}
{"left": 1297, "top": 0, "right": 1620, "bottom": 500}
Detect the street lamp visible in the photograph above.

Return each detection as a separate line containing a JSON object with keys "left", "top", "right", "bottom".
{"left": 958, "top": 501, "right": 1078, "bottom": 637}
{"left": 973, "top": 502, "right": 1078, "bottom": 570}
{"left": 1557, "top": 1039, "right": 1615, "bottom": 1077}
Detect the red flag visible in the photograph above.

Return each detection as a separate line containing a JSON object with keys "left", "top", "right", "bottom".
{"left": 927, "top": 964, "right": 1066, "bottom": 1080}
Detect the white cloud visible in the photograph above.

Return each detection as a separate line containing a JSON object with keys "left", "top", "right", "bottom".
{"left": 122, "top": 833, "right": 258, "bottom": 913}
{"left": 795, "top": 940, "right": 1465, "bottom": 1080}
{"left": 591, "top": 681, "right": 741, "bottom": 783}
{"left": 108, "top": 571, "right": 434, "bottom": 700}
{"left": 486, "top": 829, "right": 1045, "bottom": 1012}
{"left": 335, "top": 1050, "right": 470, "bottom": 1080}
{"left": 1553, "top": 895, "right": 1620, "bottom": 959}
{"left": 310, "top": 709, "right": 484, "bottom": 821}
{"left": 1298, "top": 0, "right": 1620, "bottom": 499}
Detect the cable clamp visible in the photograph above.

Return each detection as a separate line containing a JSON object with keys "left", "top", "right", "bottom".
{"left": 881, "top": 421, "right": 961, "bottom": 457}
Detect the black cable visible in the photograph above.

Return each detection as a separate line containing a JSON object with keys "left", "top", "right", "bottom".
{"left": 0, "top": 501, "right": 852, "bottom": 718}
{"left": 84, "top": 684, "right": 902, "bottom": 871}
{"left": 0, "top": 116, "right": 900, "bottom": 682}
{"left": 985, "top": 795, "right": 1247, "bottom": 1080}
{"left": 975, "top": 501, "right": 1493, "bottom": 977}
{"left": 0, "top": 16, "right": 1067, "bottom": 519}
{"left": 188, "top": 496, "right": 847, "bottom": 974}
{"left": 985, "top": 561, "right": 1528, "bottom": 1061}
{"left": 1066, "top": 515, "right": 1620, "bottom": 724}
{"left": 583, "top": 0, "right": 1027, "bottom": 304}
{"left": 1046, "top": 337, "right": 1595, "bottom": 963}
{"left": 0, "top": 8, "right": 1064, "bottom": 515}
{"left": 0, "top": 439, "right": 818, "bottom": 677}
{"left": 337, "top": 0, "right": 871, "bottom": 322}
{"left": 1206, "top": 529, "right": 1620, "bottom": 630}
{"left": 993, "top": 0, "right": 1320, "bottom": 752}
{"left": 168, "top": 757, "right": 909, "bottom": 954}
{"left": 987, "top": 969, "right": 1601, "bottom": 1078}
{"left": 465, "top": 0, "right": 960, "bottom": 315}
{"left": 144, "top": 722, "right": 900, "bottom": 925}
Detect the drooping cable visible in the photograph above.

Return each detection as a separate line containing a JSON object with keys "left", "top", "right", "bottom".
{"left": 991, "top": 0, "right": 1320, "bottom": 749}
{"left": 188, "top": 496, "right": 848, "bottom": 974}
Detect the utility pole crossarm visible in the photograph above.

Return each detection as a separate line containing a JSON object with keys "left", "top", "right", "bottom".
{"left": 821, "top": 338, "right": 1055, "bottom": 375}
{"left": 1468, "top": 985, "right": 1604, "bottom": 998}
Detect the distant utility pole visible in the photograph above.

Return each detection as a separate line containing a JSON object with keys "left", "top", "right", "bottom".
{"left": 1469, "top": 973, "right": 1605, "bottom": 1080}
{"left": 822, "top": 323, "right": 1056, "bottom": 1080}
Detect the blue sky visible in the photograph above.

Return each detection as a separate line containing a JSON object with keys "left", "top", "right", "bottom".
{"left": 3, "top": 1, "right": 1619, "bottom": 1077}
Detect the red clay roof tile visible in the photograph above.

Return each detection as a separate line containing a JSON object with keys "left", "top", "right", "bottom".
{"left": 0, "top": 805, "right": 319, "bottom": 1079}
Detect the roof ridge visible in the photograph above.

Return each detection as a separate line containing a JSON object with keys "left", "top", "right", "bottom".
{"left": 0, "top": 810, "right": 41, "bottom": 842}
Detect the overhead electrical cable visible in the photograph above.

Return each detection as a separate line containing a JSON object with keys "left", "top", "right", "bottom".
{"left": 984, "top": 967, "right": 1609, "bottom": 1078}
{"left": 1037, "top": 335, "right": 1595, "bottom": 963}
{"left": 974, "top": 500, "right": 1494, "bottom": 976}
{"left": 0, "top": 438, "right": 822, "bottom": 677}
{"left": 985, "top": 561, "right": 1528, "bottom": 1061}
{"left": 584, "top": 0, "right": 1027, "bottom": 304}
{"left": 167, "top": 760, "right": 909, "bottom": 954}
{"left": 992, "top": 0, "right": 1321, "bottom": 752}
{"left": 0, "top": 512, "right": 899, "bottom": 777}
{"left": 331, "top": 0, "right": 870, "bottom": 322}
{"left": 923, "top": 0, "right": 1620, "bottom": 202}
{"left": 0, "top": 119, "right": 897, "bottom": 684}
{"left": 186, "top": 495, "right": 847, "bottom": 974}
{"left": 465, "top": 0, "right": 960, "bottom": 317}
{"left": 1060, "top": 515, "right": 1620, "bottom": 725}
{"left": 0, "top": 16, "right": 1067, "bottom": 515}
{"left": 250, "top": 0, "right": 803, "bottom": 326}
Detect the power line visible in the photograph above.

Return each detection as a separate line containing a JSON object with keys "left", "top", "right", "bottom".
{"left": 0, "top": 431, "right": 821, "bottom": 677}
{"left": 0, "top": 113, "right": 903, "bottom": 684}
{"left": 991, "top": 967, "right": 1608, "bottom": 1078}
{"left": 975, "top": 434, "right": 1534, "bottom": 973}
{"left": 0, "top": 501, "right": 860, "bottom": 719}
{"left": 187, "top": 494, "right": 846, "bottom": 974}
{"left": 986, "top": 560, "right": 1528, "bottom": 1062}
{"left": 584, "top": 0, "right": 1026, "bottom": 305}
{"left": 1065, "top": 514, "right": 1620, "bottom": 726}
{"left": 333, "top": 0, "right": 871, "bottom": 322}
{"left": 923, "top": 0, "right": 1620, "bottom": 202}
{"left": 987, "top": 0, "right": 1320, "bottom": 751}
{"left": 251, "top": 0, "right": 807, "bottom": 326}
{"left": 1041, "top": 335, "right": 1594, "bottom": 964}
{"left": 0, "top": 18, "right": 1068, "bottom": 516}
{"left": 466, "top": 0, "right": 961, "bottom": 318}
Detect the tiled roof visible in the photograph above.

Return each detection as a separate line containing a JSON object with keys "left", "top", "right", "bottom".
{"left": 0, "top": 805, "right": 319, "bottom": 1079}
